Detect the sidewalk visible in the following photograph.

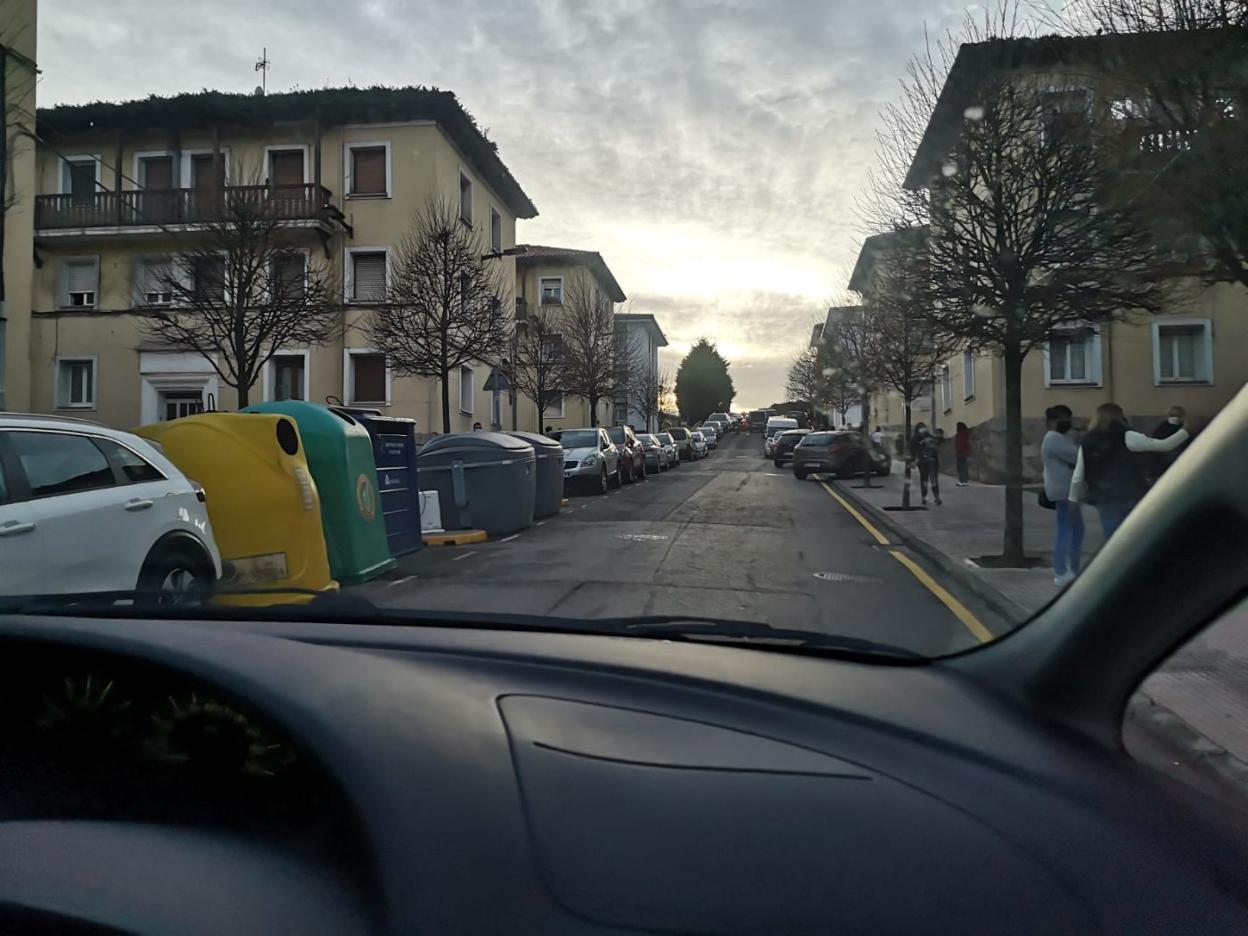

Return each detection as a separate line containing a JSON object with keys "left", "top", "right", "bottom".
{"left": 834, "top": 461, "right": 1248, "bottom": 806}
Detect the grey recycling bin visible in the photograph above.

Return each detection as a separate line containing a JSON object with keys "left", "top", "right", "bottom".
{"left": 418, "top": 432, "right": 536, "bottom": 536}
{"left": 508, "top": 431, "right": 563, "bottom": 520}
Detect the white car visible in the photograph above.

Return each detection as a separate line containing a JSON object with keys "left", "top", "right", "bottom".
{"left": 0, "top": 414, "right": 222, "bottom": 604}
{"left": 555, "top": 427, "right": 623, "bottom": 494}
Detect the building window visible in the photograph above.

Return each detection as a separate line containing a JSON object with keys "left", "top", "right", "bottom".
{"left": 161, "top": 390, "right": 205, "bottom": 421}
{"left": 347, "top": 144, "right": 389, "bottom": 197}
{"left": 940, "top": 364, "right": 953, "bottom": 413}
{"left": 348, "top": 352, "right": 388, "bottom": 404}
{"left": 490, "top": 206, "right": 502, "bottom": 252}
{"left": 962, "top": 350, "right": 975, "bottom": 400}
{"left": 271, "top": 354, "right": 307, "bottom": 401}
{"left": 192, "top": 256, "right": 226, "bottom": 303}
{"left": 61, "top": 156, "right": 99, "bottom": 203}
{"left": 459, "top": 365, "right": 474, "bottom": 414}
{"left": 1045, "top": 326, "right": 1101, "bottom": 386}
{"left": 136, "top": 256, "right": 174, "bottom": 306}
{"left": 272, "top": 253, "right": 306, "bottom": 300}
{"left": 267, "top": 148, "right": 305, "bottom": 187}
{"left": 348, "top": 250, "right": 387, "bottom": 303}
{"left": 59, "top": 257, "right": 99, "bottom": 309}
{"left": 56, "top": 357, "right": 96, "bottom": 408}
{"left": 459, "top": 172, "right": 473, "bottom": 225}
{"left": 543, "top": 394, "right": 565, "bottom": 419}
{"left": 1153, "top": 320, "right": 1213, "bottom": 385}
{"left": 539, "top": 277, "right": 563, "bottom": 305}
{"left": 137, "top": 154, "right": 174, "bottom": 190}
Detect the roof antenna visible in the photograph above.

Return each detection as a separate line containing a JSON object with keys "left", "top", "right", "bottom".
{"left": 254, "top": 47, "right": 270, "bottom": 95}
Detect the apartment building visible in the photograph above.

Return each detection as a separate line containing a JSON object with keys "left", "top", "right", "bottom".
{"left": 1, "top": 0, "right": 37, "bottom": 411}
{"left": 889, "top": 33, "right": 1248, "bottom": 481}
{"left": 613, "top": 313, "right": 668, "bottom": 433}
{"left": 514, "top": 244, "right": 626, "bottom": 431}
{"left": 21, "top": 86, "right": 537, "bottom": 433}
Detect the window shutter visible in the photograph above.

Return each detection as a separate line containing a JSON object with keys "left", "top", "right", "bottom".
{"left": 351, "top": 148, "right": 386, "bottom": 195}
{"left": 67, "top": 261, "right": 96, "bottom": 295}
{"left": 352, "top": 253, "right": 386, "bottom": 301}
{"left": 141, "top": 156, "right": 173, "bottom": 189}
{"left": 270, "top": 150, "right": 304, "bottom": 187}
{"left": 353, "top": 354, "right": 386, "bottom": 402}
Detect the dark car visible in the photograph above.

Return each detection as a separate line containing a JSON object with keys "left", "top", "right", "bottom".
{"left": 748, "top": 409, "right": 772, "bottom": 433}
{"left": 791, "top": 431, "right": 891, "bottom": 480}
{"left": 607, "top": 425, "right": 647, "bottom": 483}
{"left": 772, "top": 428, "right": 811, "bottom": 466}
{"left": 636, "top": 433, "right": 665, "bottom": 473}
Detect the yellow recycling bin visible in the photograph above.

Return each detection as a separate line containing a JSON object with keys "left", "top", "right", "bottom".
{"left": 135, "top": 413, "right": 338, "bottom": 606}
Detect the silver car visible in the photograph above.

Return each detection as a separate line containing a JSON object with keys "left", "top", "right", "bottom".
{"left": 698, "top": 424, "right": 720, "bottom": 449}
{"left": 655, "top": 432, "right": 680, "bottom": 469}
{"left": 557, "top": 427, "right": 623, "bottom": 494}
{"left": 690, "top": 430, "right": 709, "bottom": 458}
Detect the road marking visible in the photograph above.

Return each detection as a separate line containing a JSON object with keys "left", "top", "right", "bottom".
{"left": 498, "top": 533, "right": 521, "bottom": 543}
{"left": 451, "top": 550, "right": 478, "bottom": 562}
{"left": 820, "top": 482, "right": 890, "bottom": 546}
{"left": 535, "top": 520, "right": 547, "bottom": 527}
{"left": 889, "top": 549, "right": 992, "bottom": 643}
{"left": 387, "top": 575, "right": 415, "bottom": 588}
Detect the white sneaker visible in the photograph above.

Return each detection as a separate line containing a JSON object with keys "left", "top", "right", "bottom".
{"left": 1054, "top": 571, "right": 1076, "bottom": 587}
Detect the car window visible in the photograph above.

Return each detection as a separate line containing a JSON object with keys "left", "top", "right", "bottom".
{"left": 657, "top": 434, "right": 673, "bottom": 444}
{"left": 10, "top": 431, "right": 117, "bottom": 498}
{"left": 0, "top": 459, "right": 8, "bottom": 505}
{"left": 95, "top": 438, "right": 166, "bottom": 484}
{"left": 559, "top": 430, "right": 598, "bottom": 449}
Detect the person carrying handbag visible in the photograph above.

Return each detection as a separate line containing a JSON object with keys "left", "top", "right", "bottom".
{"left": 1041, "top": 405, "right": 1082, "bottom": 587}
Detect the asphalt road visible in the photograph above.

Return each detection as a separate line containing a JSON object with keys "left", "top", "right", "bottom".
{"left": 360, "top": 430, "right": 1005, "bottom": 657}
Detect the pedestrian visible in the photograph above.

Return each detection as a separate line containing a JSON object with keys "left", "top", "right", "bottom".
{"left": 1041, "top": 405, "right": 1083, "bottom": 587}
{"left": 871, "top": 425, "right": 884, "bottom": 447}
{"left": 954, "top": 422, "right": 972, "bottom": 486}
{"left": 1070, "top": 402, "right": 1190, "bottom": 541}
{"left": 472, "top": 421, "right": 483, "bottom": 431}
{"left": 1145, "top": 405, "right": 1190, "bottom": 485}
{"left": 910, "top": 422, "right": 942, "bottom": 506}
{"left": 544, "top": 425, "right": 553, "bottom": 434}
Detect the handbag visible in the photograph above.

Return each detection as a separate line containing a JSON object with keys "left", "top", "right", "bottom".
{"left": 1038, "top": 490, "right": 1056, "bottom": 510}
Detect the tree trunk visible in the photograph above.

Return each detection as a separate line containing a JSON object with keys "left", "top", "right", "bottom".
{"left": 237, "top": 384, "right": 250, "bottom": 409}
{"left": 589, "top": 394, "right": 599, "bottom": 428}
{"left": 440, "top": 369, "right": 452, "bottom": 433}
{"left": 901, "top": 401, "right": 913, "bottom": 509}
{"left": 1002, "top": 341, "right": 1025, "bottom": 564}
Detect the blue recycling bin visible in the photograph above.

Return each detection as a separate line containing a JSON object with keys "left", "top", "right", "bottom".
{"left": 333, "top": 407, "right": 422, "bottom": 558}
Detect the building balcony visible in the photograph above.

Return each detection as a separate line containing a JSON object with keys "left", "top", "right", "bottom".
{"left": 35, "top": 184, "right": 344, "bottom": 238}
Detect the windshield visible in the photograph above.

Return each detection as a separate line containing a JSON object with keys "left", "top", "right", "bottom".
{"left": 559, "top": 430, "right": 599, "bottom": 449}
{"left": 5, "top": 1, "right": 1233, "bottom": 684}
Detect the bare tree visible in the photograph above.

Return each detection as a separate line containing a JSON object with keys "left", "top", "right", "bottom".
{"left": 366, "top": 199, "right": 511, "bottom": 432}
{"left": 825, "top": 306, "right": 882, "bottom": 485}
{"left": 139, "top": 171, "right": 342, "bottom": 409}
{"left": 560, "top": 271, "right": 630, "bottom": 427}
{"left": 785, "top": 346, "right": 824, "bottom": 407}
{"left": 511, "top": 305, "right": 568, "bottom": 430}
{"left": 630, "top": 366, "right": 671, "bottom": 433}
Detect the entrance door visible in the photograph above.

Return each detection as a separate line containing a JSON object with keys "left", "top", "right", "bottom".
{"left": 161, "top": 390, "right": 206, "bottom": 421}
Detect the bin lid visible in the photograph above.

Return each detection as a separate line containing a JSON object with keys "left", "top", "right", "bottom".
{"left": 331, "top": 406, "right": 416, "bottom": 427}
{"left": 419, "top": 431, "right": 535, "bottom": 464}
{"left": 507, "top": 431, "right": 562, "bottom": 454}
{"left": 244, "top": 400, "right": 370, "bottom": 438}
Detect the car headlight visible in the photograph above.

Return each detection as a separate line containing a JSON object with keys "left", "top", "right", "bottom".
{"left": 579, "top": 454, "right": 599, "bottom": 467}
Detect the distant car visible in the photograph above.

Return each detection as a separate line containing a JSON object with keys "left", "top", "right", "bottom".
{"left": 791, "top": 431, "right": 892, "bottom": 480}
{"left": 748, "top": 409, "right": 773, "bottom": 433}
{"left": 690, "top": 430, "right": 709, "bottom": 459}
{"left": 785, "top": 411, "right": 810, "bottom": 429}
{"left": 636, "top": 433, "right": 666, "bottom": 474}
{"left": 0, "top": 414, "right": 223, "bottom": 605}
{"left": 708, "top": 413, "right": 733, "bottom": 434}
{"left": 697, "top": 424, "right": 720, "bottom": 449}
{"left": 655, "top": 432, "right": 680, "bottom": 469}
{"left": 763, "top": 417, "right": 799, "bottom": 456}
{"left": 772, "top": 428, "right": 812, "bottom": 466}
{"left": 607, "top": 425, "right": 647, "bottom": 483}
{"left": 558, "top": 427, "right": 623, "bottom": 494}
{"left": 668, "top": 426, "right": 694, "bottom": 462}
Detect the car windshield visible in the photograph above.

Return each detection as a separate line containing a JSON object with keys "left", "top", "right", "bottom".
{"left": 559, "top": 430, "right": 599, "bottom": 449}
{"left": 5, "top": 1, "right": 1236, "bottom": 692}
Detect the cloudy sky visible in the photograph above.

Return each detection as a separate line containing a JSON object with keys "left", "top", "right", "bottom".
{"left": 38, "top": 0, "right": 973, "bottom": 409}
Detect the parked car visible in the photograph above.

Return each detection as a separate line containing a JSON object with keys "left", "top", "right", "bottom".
{"left": 690, "top": 430, "right": 708, "bottom": 459}
{"left": 606, "top": 425, "right": 647, "bottom": 483}
{"left": 697, "top": 424, "right": 720, "bottom": 449}
{"left": 708, "top": 413, "right": 733, "bottom": 434}
{"left": 763, "top": 416, "right": 799, "bottom": 456}
{"left": 790, "top": 430, "right": 892, "bottom": 480}
{"left": 636, "top": 433, "right": 666, "bottom": 473}
{"left": 668, "top": 426, "right": 694, "bottom": 462}
{"left": 655, "top": 432, "right": 680, "bottom": 469}
{"left": 772, "top": 428, "right": 812, "bottom": 466}
{"left": 558, "top": 427, "right": 623, "bottom": 494}
{"left": 0, "top": 414, "right": 222, "bottom": 604}
{"left": 748, "top": 409, "right": 773, "bottom": 432}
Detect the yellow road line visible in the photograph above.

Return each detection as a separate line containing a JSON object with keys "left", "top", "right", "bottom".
{"left": 820, "top": 482, "right": 890, "bottom": 546}
{"left": 889, "top": 549, "right": 992, "bottom": 643}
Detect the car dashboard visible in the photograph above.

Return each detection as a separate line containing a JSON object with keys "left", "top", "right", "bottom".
{"left": 0, "top": 613, "right": 1245, "bottom": 934}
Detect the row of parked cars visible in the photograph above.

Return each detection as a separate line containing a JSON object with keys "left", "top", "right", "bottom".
{"left": 551, "top": 419, "right": 731, "bottom": 495}
{"left": 763, "top": 422, "right": 892, "bottom": 480}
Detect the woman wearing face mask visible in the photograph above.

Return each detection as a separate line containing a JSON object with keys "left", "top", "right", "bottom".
{"left": 1145, "top": 406, "right": 1190, "bottom": 485}
{"left": 1070, "top": 402, "right": 1190, "bottom": 540}
{"left": 910, "top": 422, "right": 942, "bottom": 506}
{"left": 1041, "top": 405, "right": 1082, "bottom": 586}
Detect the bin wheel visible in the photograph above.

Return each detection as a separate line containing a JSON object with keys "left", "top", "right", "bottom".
{"left": 137, "top": 542, "right": 214, "bottom": 609}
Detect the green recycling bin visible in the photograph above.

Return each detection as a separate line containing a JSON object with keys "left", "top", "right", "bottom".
{"left": 243, "top": 401, "right": 396, "bottom": 585}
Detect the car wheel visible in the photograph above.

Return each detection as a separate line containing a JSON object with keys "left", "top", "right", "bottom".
{"left": 598, "top": 467, "right": 609, "bottom": 495}
{"left": 609, "top": 464, "right": 622, "bottom": 489}
{"left": 774, "top": 458, "right": 783, "bottom": 467}
{"left": 137, "top": 542, "right": 214, "bottom": 609}
{"left": 795, "top": 469, "right": 807, "bottom": 480}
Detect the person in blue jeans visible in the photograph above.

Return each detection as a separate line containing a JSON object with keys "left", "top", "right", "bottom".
{"left": 1040, "top": 405, "right": 1083, "bottom": 587}
{"left": 1070, "top": 402, "right": 1190, "bottom": 542}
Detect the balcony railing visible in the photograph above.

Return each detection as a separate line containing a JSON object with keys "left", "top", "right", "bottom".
{"left": 35, "top": 183, "right": 335, "bottom": 232}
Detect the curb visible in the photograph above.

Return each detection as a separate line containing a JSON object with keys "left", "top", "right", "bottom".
{"left": 422, "top": 530, "right": 488, "bottom": 546}
{"left": 1126, "top": 691, "right": 1248, "bottom": 803}
{"left": 828, "top": 478, "right": 1027, "bottom": 629}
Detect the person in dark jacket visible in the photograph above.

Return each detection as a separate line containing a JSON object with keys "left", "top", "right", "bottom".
{"left": 1145, "top": 406, "right": 1190, "bottom": 485}
{"left": 954, "top": 422, "right": 972, "bottom": 486}
{"left": 1070, "top": 403, "right": 1189, "bottom": 540}
{"left": 910, "top": 422, "right": 942, "bottom": 506}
